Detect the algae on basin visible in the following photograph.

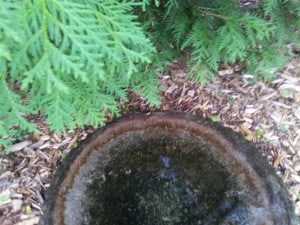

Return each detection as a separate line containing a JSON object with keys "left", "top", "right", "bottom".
{"left": 84, "top": 136, "right": 241, "bottom": 225}
{"left": 40, "top": 112, "right": 299, "bottom": 225}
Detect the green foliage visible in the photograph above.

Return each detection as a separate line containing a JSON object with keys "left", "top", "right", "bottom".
{"left": 0, "top": 0, "right": 299, "bottom": 151}
{"left": 0, "top": 0, "right": 159, "bottom": 151}
{"left": 0, "top": 58, "right": 36, "bottom": 152}
{"left": 209, "top": 115, "right": 221, "bottom": 122}
{"left": 139, "top": 0, "right": 300, "bottom": 83}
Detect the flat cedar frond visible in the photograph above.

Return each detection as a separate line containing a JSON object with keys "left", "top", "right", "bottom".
{"left": 263, "top": 0, "right": 279, "bottom": 15}
{"left": 0, "top": 0, "right": 157, "bottom": 151}
{"left": 0, "top": 62, "right": 35, "bottom": 150}
{"left": 0, "top": 0, "right": 23, "bottom": 61}
{"left": 165, "top": 8, "right": 193, "bottom": 46}
{"left": 41, "top": 89, "right": 76, "bottom": 132}
{"left": 139, "top": 0, "right": 299, "bottom": 83}
{"left": 217, "top": 21, "right": 248, "bottom": 63}
{"left": 131, "top": 66, "right": 161, "bottom": 107}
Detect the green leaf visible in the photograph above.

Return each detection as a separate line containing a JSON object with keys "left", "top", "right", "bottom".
{"left": 0, "top": 194, "right": 11, "bottom": 204}
{"left": 209, "top": 115, "right": 221, "bottom": 122}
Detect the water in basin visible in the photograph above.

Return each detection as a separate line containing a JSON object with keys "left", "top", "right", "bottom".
{"left": 82, "top": 138, "right": 247, "bottom": 225}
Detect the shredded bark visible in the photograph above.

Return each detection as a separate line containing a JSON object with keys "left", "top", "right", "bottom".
{"left": 0, "top": 59, "right": 299, "bottom": 224}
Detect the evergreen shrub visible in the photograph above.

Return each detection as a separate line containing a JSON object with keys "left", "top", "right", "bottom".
{"left": 139, "top": 0, "right": 300, "bottom": 82}
{"left": 0, "top": 0, "right": 299, "bottom": 152}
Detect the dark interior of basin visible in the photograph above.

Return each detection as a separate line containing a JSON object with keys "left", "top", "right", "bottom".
{"left": 62, "top": 129, "right": 280, "bottom": 225}
{"left": 84, "top": 134, "right": 241, "bottom": 225}
{"left": 40, "top": 112, "right": 299, "bottom": 225}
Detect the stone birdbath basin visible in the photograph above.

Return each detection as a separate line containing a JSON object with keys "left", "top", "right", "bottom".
{"left": 40, "top": 111, "right": 299, "bottom": 225}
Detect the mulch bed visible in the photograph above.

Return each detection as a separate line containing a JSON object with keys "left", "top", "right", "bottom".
{"left": 1, "top": 59, "right": 300, "bottom": 225}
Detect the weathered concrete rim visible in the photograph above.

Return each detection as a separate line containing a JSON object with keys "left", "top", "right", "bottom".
{"left": 40, "top": 111, "right": 298, "bottom": 225}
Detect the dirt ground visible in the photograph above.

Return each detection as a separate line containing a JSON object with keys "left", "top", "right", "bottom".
{"left": 0, "top": 58, "right": 300, "bottom": 225}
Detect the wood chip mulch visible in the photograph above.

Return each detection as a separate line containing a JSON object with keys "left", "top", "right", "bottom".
{"left": 0, "top": 58, "right": 300, "bottom": 225}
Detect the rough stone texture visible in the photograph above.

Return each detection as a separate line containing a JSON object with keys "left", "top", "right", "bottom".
{"left": 39, "top": 111, "right": 299, "bottom": 225}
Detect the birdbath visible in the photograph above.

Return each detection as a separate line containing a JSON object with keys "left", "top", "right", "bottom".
{"left": 40, "top": 111, "right": 298, "bottom": 225}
